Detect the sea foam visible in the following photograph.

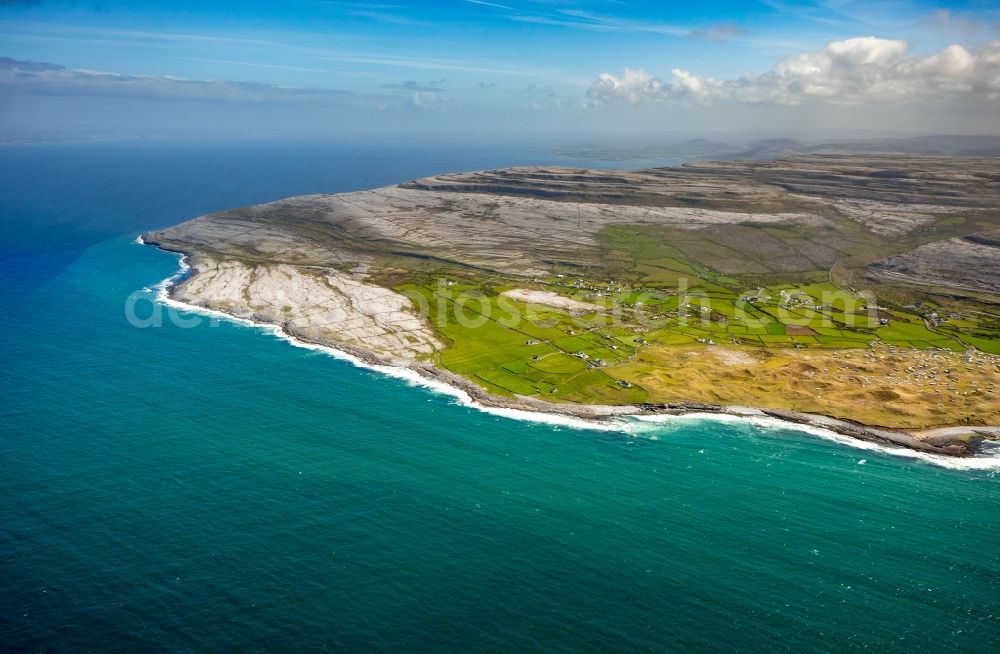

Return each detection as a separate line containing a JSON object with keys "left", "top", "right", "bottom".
{"left": 147, "top": 250, "right": 1000, "bottom": 472}
{"left": 630, "top": 413, "right": 1000, "bottom": 471}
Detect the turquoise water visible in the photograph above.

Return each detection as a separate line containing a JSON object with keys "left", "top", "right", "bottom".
{"left": 2, "top": 143, "right": 999, "bottom": 652}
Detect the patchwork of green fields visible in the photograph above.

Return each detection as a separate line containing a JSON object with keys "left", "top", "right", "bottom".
{"left": 388, "top": 222, "right": 1000, "bottom": 403}
{"left": 397, "top": 271, "right": 999, "bottom": 403}
{"left": 399, "top": 280, "right": 649, "bottom": 403}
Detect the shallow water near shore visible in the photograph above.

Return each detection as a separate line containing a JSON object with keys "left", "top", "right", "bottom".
{"left": 153, "top": 245, "right": 1000, "bottom": 472}
{"left": 3, "top": 142, "right": 1000, "bottom": 652}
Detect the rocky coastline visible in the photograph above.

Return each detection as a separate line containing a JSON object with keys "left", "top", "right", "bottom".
{"left": 146, "top": 240, "right": 995, "bottom": 460}
{"left": 141, "top": 157, "right": 1000, "bottom": 461}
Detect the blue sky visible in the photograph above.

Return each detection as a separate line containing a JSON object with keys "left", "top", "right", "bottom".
{"left": 1, "top": 1, "right": 998, "bottom": 140}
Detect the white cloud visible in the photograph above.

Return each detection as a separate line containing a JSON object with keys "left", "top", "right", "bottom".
{"left": 0, "top": 57, "right": 475, "bottom": 117}
{"left": 586, "top": 37, "right": 1000, "bottom": 107}
{"left": 0, "top": 56, "right": 392, "bottom": 107}
{"left": 0, "top": 57, "right": 311, "bottom": 101}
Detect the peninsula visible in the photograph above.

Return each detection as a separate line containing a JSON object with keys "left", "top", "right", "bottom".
{"left": 143, "top": 155, "right": 1000, "bottom": 457}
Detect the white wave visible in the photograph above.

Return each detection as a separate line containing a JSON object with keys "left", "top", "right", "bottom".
{"left": 249, "top": 327, "right": 623, "bottom": 432}
{"left": 153, "top": 253, "right": 190, "bottom": 305}
{"left": 630, "top": 413, "right": 1000, "bottom": 471}
{"left": 286, "top": 338, "right": 624, "bottom": 432}
{"left": 147, "top": 251, "right": 620, "bottom": 433}
{"left": 144, "top": 251, "right": 1000, "bottom": 471}
{"left": 134, "top": 235, "right": 145, "bottom": 245}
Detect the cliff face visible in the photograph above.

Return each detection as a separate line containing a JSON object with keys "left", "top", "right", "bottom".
{"left": 170, "top": 259, "right": 441, "bottom": 361}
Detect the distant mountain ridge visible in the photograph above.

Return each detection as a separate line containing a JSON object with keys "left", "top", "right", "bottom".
{"left": 556, "top": 135, "right": 1000, "bottom": 163}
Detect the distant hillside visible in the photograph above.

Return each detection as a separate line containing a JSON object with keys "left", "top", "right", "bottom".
{"left": 555, "top": 135, "right": 1000, "bottom": 163}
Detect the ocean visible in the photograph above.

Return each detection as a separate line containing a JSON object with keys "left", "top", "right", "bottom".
{"left": 2, "top": 141, "right": 998, "bottom": 652}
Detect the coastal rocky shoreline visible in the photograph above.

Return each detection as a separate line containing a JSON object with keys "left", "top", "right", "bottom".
{"left": 141, "top": 156, "right": 1000, "bottom": 461}
{"left": 146, "top": 242, "right": 996, "bottom": 460}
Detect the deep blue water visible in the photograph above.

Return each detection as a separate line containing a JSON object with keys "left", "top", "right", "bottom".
{"left": 1, "top": 142, "right": 999, "bottom": 652}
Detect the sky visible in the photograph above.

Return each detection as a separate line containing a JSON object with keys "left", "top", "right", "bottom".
{"left": 0, "top": 0, "right": 998, "bottom": 142}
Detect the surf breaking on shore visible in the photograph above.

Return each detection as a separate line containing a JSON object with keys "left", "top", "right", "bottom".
{"left": 141, "top": 241, "right": 1000, "bottom": 471}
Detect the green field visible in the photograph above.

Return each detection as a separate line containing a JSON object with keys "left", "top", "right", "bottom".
{"left": 396, "top": 252, "right": 1000, "bottom": 404}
